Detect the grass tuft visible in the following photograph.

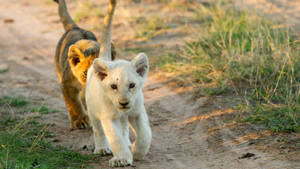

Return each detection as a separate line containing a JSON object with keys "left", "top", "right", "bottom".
{"left": 74, "top": 2, "right": 104, "bottom": 23}
{"left": 122, "top": 47, "right": 151, "bottom": 53}
{"left": 135, "top": 15, "right": 169, "bottom": 40}
{"left": 0, "top": 96, "right": 28, "bottom": 107}
{"left": 0, "top": 118, "right": 93, "bottom": 169}
{"left": 0, "top": 69, "right": 9, "bottom": 73}
{"left": 28, "top": 105, "right": 58, "bottom": 115}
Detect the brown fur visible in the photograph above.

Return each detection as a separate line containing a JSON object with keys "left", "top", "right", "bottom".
{"left": 54, "top": 0, "right": 116, "bottom": 129}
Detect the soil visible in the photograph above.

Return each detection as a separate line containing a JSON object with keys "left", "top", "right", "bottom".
{"left": 0, "top": 0, "right": 300, "bottom": 168}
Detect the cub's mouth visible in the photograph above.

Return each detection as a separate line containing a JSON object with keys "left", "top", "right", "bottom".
{"left": 118, "top": 106, "right": 131, "bottom": 111}
{"left": 119, "top": 106, "right": 130, "bottom": 110}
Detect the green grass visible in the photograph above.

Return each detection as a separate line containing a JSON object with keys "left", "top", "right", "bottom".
{"left": 74, "top": 2, "right": 104, "bottom": 23}
{"left": 241, "top": 105, "right": 300, "bottom": 132}
{"left": 0, "top": 96, "right": 28, "bottom": 107}
{"left": 203, "top": 84, "right": 228, "bottom": 95}
{"left": 0, "top": 69, "right": 9, "bottom": 73}
{"left": 28, "top": 105, "right": 58, "bottom": 115}
{"left": 122, "top": 47, "right": 151, "bottom": 53}
{"left": 152, "top": 0, "right": 300, "bottom": 132}
{"left": 134, "top": 15, "right": 170, "bottom": 40}
{"left": 0, "top": 96, "right": 96, "bottom": 168}
{"left": 0, "top": 118, "right": 94, "bottom": 169}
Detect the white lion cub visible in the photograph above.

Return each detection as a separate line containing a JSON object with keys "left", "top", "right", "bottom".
{"left": 85, "top": 53, "right": 152, "bottom": 167}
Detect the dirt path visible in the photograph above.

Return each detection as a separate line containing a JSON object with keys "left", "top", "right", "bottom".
{"left": 0, "top": 0, "right": 299, "bottom": 168}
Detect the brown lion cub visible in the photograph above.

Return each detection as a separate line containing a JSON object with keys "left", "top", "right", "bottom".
{"left": 54, "top": 0, "right": 116, "bottom": 129}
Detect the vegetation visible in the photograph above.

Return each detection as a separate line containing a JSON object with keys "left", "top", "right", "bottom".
{"left": 122, "top": 46, "right": 151, "bottom": 53}
{"left": 0, "top": 118, "right": 92, "bottom": 169}
{"left": 0, "top": 69, "right": 9, "bottom": 73}
{"left": 0, "top": 96, "right": 28, "bottom": 107}
{"left": 0, "top": 95, "right": 96, "bottom": 169}
{"left": 153, "top": 1, "right": 300, "bottom": 132}
{"left": 74, "top": 2, "right": 104, "bottom": 23}
{"left": 134, "top": 15, "right": 169, "bottom": 40}
{"left": 28, "top": 105, "right": 58, "bottom": 115}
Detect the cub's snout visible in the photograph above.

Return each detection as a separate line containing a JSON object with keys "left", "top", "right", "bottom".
{"left": 119, "top": 100, "right": 130, "bottom": 109}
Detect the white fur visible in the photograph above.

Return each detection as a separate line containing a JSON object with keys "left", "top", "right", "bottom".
{"left": 85, "top": 53, "right": 152, "bottom": 167}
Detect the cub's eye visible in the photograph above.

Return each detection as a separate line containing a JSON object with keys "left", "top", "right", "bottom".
{"left": 111, "top": 84, "right": 118, "bottom": 90}
{"left": 129, "top": 83, "right": 135, "bottom": 89}
{"left": 84, "top": 71, "right": 87, "bottom": 76}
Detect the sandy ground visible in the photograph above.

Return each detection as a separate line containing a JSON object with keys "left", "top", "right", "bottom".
{"left": 0, "top": 0, "right": 300, "bottom": 168}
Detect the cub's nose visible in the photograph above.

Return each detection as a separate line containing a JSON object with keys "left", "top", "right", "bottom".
{"left": 119, "top": 101, "right": 129, "bottom": 107}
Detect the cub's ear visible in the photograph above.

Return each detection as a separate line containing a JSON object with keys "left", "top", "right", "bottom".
{"left": 68, "top": 45, "right": 84, "bottom": 66}
{"left": 132, "top": 53, "right": 149, "bottom": 78}
{"left": 93, "top": 58, "right": 109, "bottom": 81}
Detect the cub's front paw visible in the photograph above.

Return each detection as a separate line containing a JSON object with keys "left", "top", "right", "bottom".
{"left": 132, "top": 144, "right": 147, "bottom": 160}
{"left": 71, "top": 115, "right": 89, "bottom": 129}
{"left": 94, "top": 147, "right": 112, "bottom": 156}
{"left": 109, "top": 157, "right": 133, "bottom": 167}
{"left": 133, "top": 151, "right": 145, "bottom": 161}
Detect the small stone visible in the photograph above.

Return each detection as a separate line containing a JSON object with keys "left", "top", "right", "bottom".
{"left": 238, "top": 153, "right": 255, "bottom": 159}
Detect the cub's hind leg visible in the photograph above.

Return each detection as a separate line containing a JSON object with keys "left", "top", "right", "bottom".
{"left": 61, "top": 83, "right": 89, "bottom": 129}
{"left": 79, "top": 90, "right": 87, "bottom": 110}
{"left": 89, "top": 114, "right": 112, "bottom": 155}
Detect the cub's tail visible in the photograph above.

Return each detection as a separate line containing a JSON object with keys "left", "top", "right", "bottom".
{"left": 54, "top": 0, "right": 78, "bottom": 31}
{"left": 100, "top": 0, "right": 116, "bottom": 61}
